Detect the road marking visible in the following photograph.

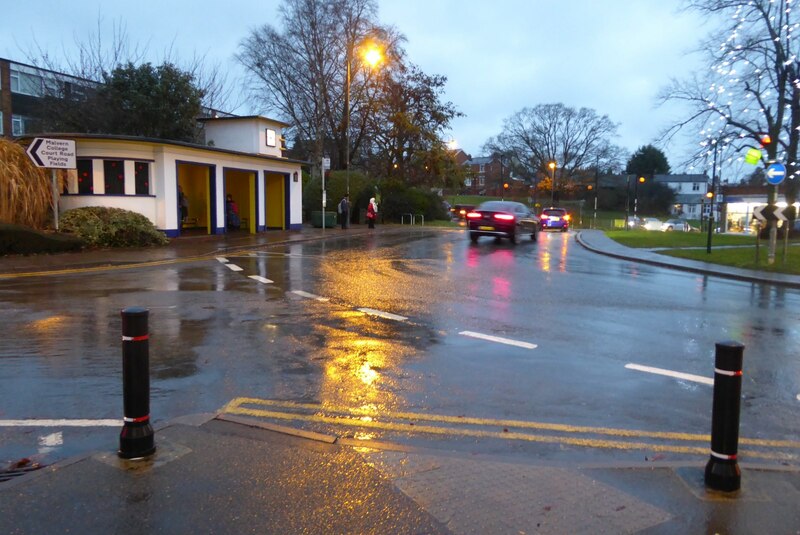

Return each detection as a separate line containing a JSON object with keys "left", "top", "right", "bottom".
{"left": 625, "top": 363, "right": 713, "bottom": 386}
{"left": 291, "top": 290, "right": 330, "bottom": 302}
{"left": 216, "top": 257, "right": 229, "bottom": 263}
{"left": 358, "top": 308, "right": 408, "bottom": 322}
{"left": 222, "top": 398, "right": 800, "bottom": 461}
{"left": 225, "top": 263, "right": 244, "bottom": 272}
{"left": 458, "top": 331, "right": 537, "bottom": 349}
{"left": 248, "top": 275, "right": 273, "bottom": 284}
{"left": 0, "top": 419, "right": 121, "bottom": 427}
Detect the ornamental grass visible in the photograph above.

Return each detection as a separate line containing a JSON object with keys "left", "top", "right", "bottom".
{"left": 0, "top": 138, "right": 64, "bottom": 229}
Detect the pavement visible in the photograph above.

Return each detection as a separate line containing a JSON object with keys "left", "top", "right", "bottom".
{"left": 1, "top": 225, "right": 800, "bottom": 534}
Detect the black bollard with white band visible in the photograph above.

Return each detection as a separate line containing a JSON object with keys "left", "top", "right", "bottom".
{"left": 118, "top": 307, "right": 156, "bottom": 459}
{"left": 704, "top": 341, "right": 744, "bottom": 492}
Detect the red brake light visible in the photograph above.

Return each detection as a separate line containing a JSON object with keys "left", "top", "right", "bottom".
{"left": 494, "top": 213, "right": 514, "bottom": 221}
{"left": 466, "top": 211, "right": 481, "bottom": 219}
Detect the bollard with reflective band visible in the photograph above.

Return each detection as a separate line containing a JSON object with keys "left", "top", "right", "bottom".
{"left": 118, "top": 307, "right": 156, "bottom": 459}
{"left": 704, "top": 341, "right": 744, "bottom": 492}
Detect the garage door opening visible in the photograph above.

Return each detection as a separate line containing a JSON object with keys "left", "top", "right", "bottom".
{"left": 264, "top": 172, "right": 286, "bottom": 230}
{"left": 177, "top": 163, "right": 215, "bottom": 235}
{"left": 225, "top": 168, "right": 257, "bottom": 234}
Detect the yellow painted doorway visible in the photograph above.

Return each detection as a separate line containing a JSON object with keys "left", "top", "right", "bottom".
{"left": 265, "top": 172, "right": 285, "bottom": 230}
{"left": 225, "top": 169, "right": 256, "bottom": 234}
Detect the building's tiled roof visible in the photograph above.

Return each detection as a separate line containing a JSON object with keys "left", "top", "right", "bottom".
{"left": 465, "top": 156, "right": 495, "bottom": 165}
{"left": 654, "top": 173, "right": 709, "bottom": 183}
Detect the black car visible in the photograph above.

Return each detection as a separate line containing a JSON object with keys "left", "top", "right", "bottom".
{"left": 466, "top": 201, "right": 539, "bottom": 244}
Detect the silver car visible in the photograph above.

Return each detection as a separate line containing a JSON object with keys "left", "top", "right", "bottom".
{"left": 660, "top": 218, "right": 689, "bottom": 232}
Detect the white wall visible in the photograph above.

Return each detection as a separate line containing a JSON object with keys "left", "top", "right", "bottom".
{"left": 67, "top": 138, "right": 302, "bottom": 233}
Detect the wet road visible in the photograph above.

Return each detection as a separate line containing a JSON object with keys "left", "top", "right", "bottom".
{"left": 1, "top": 228, "right": 799, "bottom": 466}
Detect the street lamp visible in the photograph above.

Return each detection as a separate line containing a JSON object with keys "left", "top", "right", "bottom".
{"left": 634, "top": 176, "right": 645, "bottom": 223}
{"left": 548, "top": 161, "right": 556, "bottom": 206}
{"left": 345, "top": 43, "right": 382, "bottom": 198}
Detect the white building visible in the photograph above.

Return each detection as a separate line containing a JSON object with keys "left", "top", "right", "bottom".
{"left": 35, "top": 116, "right": 305, "bottom": 237}
{"left": 654, "top": 174, "right": 709, "bottom": 218}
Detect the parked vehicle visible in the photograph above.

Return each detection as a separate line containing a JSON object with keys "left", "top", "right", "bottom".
{"left": 639, "top": 217, "right": 663, "bottom": 231}
{"left": 660, "top": 218, "right": 689, "bottom": 232}
{"left": 466, "top": 201, "right": 539, "bottom": 244}
{"left": 539, "top": 207, "right": 570, "bottom": 232}
{"left": 451, "top": 204, "right": 475, "bottom": 222}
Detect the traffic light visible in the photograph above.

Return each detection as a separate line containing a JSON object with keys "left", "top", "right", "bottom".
{"left": 503, "top": 182, "right": 509, "bottom": 190}
{"left": 638, "top": 176, "right": 646, "bottom": 184}
{"left": 760, "top": 134, "right": 772, "bottom": 148}
{"left": 706, "top": 191, "right": 714, "bottom": 199}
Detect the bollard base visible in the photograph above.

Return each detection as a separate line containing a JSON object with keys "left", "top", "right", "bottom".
{"left": 704, "top": 457, "right": 741, "bottom": 492}
{"left": 118, "top": 422, "right": 156, "bottom": 459}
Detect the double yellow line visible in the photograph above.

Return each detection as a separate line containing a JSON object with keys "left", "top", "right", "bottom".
{"left": 222, "top": 397, "right": 800, "bottom": 461}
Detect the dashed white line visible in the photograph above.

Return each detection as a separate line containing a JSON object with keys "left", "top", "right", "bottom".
{"left": 291, "top": 290, "right": 330, "bottom": 302}
{"left": 458, "top": 331, "right": 537, "bottom": 349}
{"left": 358, "top": 308, "right": 408, "bottom": 322}
{"left": 625, "top": 363, "right": 713, "bottom": 386}
{"left": 248, "top": 275, "right": 273, "bottom": 284}
{"left": 225, "top": 263, "right": 244, "bottom": 272}
{"left": 216, "top": 257, "right": 229, "bottom": 263}
{"left": 0, "top": 419, "right": 121, "bottom": 427}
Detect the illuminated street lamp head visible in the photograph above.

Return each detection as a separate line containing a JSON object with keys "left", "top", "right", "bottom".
{"left": 363, "top": 46, "right": 382, "bottom": 67}
{"left": 548, "top": 162, "right": 556, "bottom": 170}
{"left": 706, "top": 191, "right": 714, "bottom": 199}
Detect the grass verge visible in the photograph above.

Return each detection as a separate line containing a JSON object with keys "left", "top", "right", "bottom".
{"left": 659, "top": 246, "right": 800, "bottom": 275}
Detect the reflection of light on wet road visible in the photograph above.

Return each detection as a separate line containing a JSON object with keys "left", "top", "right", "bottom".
{"left": 30, "top": 315, "right": 66, "bottom": 332}
{"left": 221, "top": 397, "right": 800, "bottom": 461}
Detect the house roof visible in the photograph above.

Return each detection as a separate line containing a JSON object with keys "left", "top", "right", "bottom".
{"left": 20, "top": 133, "right": 309, "bottom": 166}
{"left": 197, "top": 115, "right": 291, "bottom": 128}
{"left": 654, "top": 173, "right": 709, "bottom": 183}
{"left": 465, "top": 156, "right": 495, "bottom": 165}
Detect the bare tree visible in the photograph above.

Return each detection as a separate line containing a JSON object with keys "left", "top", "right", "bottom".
{"left": 238, "top": 0, "right": 405, "bottom": 180}
{"left": 488, "top": 103, "right": 622, "bottom": 187}
{"left": 662, "top": 0, "right": 799, "bottom": 203}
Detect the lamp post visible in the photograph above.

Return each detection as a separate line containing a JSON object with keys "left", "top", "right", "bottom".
{"left": 707, "top": 140, "right": 719, "bottom": 254}
{"left": 634, "top": 176, "right": 645, "bottom": 225}
{"left": 344, "top": 44, "right": 382, "bottom": 200}
{"left": 548, "top": 161, "right": 556, "bottom": 206}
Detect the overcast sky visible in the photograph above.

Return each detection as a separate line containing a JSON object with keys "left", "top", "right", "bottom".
{"left": 0, "top": 1, "right": 712, "bottom": 172}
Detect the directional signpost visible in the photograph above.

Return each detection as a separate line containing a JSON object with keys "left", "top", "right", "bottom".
{"left": 765, "top": 163, "right": 786, "bottom": 186}
{"left": 25, "top": 138, "right": 76, "bottom": 230}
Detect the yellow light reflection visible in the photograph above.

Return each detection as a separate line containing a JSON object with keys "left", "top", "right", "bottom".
{"left": 30, "top": 316, "right": 66, "bottom": 332}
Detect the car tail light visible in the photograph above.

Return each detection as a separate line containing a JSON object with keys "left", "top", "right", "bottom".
{"left": 466, "top": 212, "right": 482, "bottom": 219}
{"left": 494, "top": 213, "right": 514, "bottom": 221}
{"left": 540, "top": 214, "right": 549, "bottom": 220}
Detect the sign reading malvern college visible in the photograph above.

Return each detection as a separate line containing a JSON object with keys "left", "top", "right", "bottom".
{"left": 26, "top": 137, "right": 77, "bottom": 169}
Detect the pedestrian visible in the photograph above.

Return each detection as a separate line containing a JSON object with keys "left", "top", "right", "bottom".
{"left": 367, "top": 197, "right": 378, "bottom": 229}
{"left": 178, "top": 185, "right": 189, "bottom": 230}
{"left": 226, "top": 194, "right": 240, "bottom": 230}
{"left": 338, "top": 194, "right": 350, "bottom": 229}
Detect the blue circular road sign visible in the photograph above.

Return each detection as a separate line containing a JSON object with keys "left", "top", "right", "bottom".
{"left": 766, "top": 163, "right": 786, "bottom": 185}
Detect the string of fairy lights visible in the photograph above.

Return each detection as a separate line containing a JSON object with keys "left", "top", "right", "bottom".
{"left": 697, "top": 0, "right": 800, "bottom": 181}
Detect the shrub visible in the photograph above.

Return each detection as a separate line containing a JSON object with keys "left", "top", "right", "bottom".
{"left": 0, "top": 223, "right": 84, "bottom": 255}
{"left": 60, "top": 207, "right": 169, "bottom": 247}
